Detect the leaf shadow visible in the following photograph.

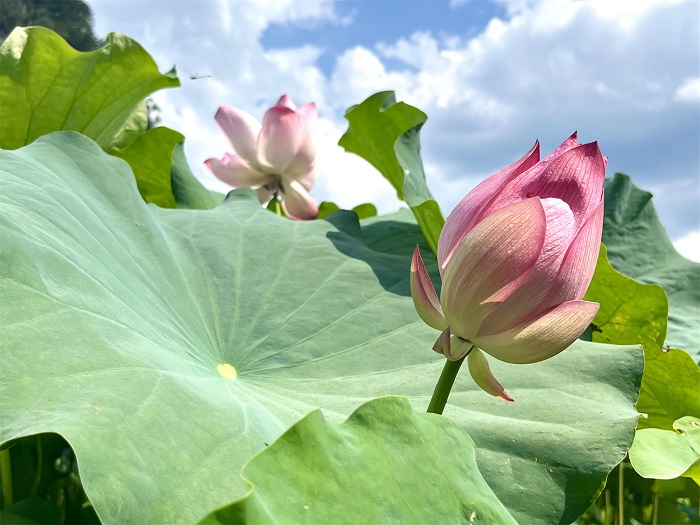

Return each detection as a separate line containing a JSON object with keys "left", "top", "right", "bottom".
{"left": 323, "top": 210, "right": 441, "bottom": 297}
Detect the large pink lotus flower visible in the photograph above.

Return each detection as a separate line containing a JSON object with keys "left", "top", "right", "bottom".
{"left": 411, "top": 133, "right": 606, "bottom": 401}
{"left": 205, "top": 95, "right": 319, "bottom": 220}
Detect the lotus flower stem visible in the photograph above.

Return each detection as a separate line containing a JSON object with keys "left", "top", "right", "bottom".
{"left": 426, "top": 355, "right": 467, "bottom": 414}
{"left": 269, "top": 195, "right": 283, "bottom": 216}
{"left": 0, "top": 448, "right": 12, "bottom": 507}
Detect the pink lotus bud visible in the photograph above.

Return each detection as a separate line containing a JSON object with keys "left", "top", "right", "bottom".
{"left": 411, "top": 133, "right": 605, "bottom": 400}
{"left": 205, "top": 95, "right": 319, "bottom": 220}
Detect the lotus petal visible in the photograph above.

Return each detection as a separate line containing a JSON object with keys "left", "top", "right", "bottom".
{"left": 204, "top": 154, "right": 269, "bottom": 188}
{"left": 441, "top": 198, "right": 546, "bottom": 341}
{"left": 476, "top": 197, "right": 577, "bottom": 335}
{"left": 281, "top": 179, "right": 318, "bottom": 220}
{"left": 214, "top": 106, "right": 261, "bottom": 165}
{"left": 474, "top": 300, "right": 600, "bottom": 364}
{"left": 437, "top": 141, "right": 540, "bottom": 274}
{"left": 276, "top": 94, "right": 296, "bottom": 109}
{"left": 431, "top": 327, "right": 472, "bottom": 360}
{"left": 256, "top": 187, "right": 274, "bottom": 205}
{"left": 484, "top": 141, "right": 606, "bottom": 228}
{"left": 284, "top": 103, "right": 318, "bottom": 183}
{"left": 432, "top": 326, "right": 452, "bottom": 356}
{"left": 467, "top": 347, "right": 514, "bottom": 402}
{"left": 259, "top": 106, "right": 303, "bottom": 172}
{"left": 410, "top": 247, "right": 447, "bottom": 331}
{"left": 542, "top": 199, "right": 605, "bottom": 308}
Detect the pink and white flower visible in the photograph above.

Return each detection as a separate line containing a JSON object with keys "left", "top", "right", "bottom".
{"left": 205, "top": 95, "right": 319, "bottom": 220}
{"left": 411, "top": 133, "right": 606, "bottom": 401}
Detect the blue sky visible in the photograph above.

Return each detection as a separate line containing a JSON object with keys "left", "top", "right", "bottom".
{"left": 261, "top": 1, "right": 506, "bottom": 74}
{"left": 88, "top": 0, "right": 700, "bottom": 259}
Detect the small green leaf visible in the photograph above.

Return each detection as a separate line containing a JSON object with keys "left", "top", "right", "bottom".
{"left": 111, "top": 127, "right": 183, "bottom": 208}
{"left": 350, "top": 202, "right": 377, "bottom": 219}
{"left": 199, "top": 397, "right": 517, "bottom": 525}
{"left": 316, "top": 201, "right": 340, "bottom": 219}
{"left": 170, "top": 142, "right": 225, "bottom": 210}
{"left": 629, "top": 416, "right": 700, "bottom": 482}
{"left": 0, "top": 26, "right": 179, "bottom": 151}
{"left": 339, "top": 91, "right": 444, "bottom": 253}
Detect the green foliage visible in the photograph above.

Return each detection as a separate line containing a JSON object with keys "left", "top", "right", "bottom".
{"left": 0, "top": 26, "right": 179, "bottom": 151}
{"left": 1, "top": 133, "right": 642, "bottom": 524}
{"left": 584, "top": 244, "right": 667, "bottom": 351}
{"left": 630, "top": 417, "right": 700, "bottom": 482}
{"left": 581, "top": 177, "right": 699, "bottom": 521}
{"left": 317, "top": 202, "right": 378, "bottom": 220}
{"left": 638, "top": 346, "right": 700, "bottom": 432}
{"left": 584, "top": 243, "right": 700, "bottom": 484}
{"left": 111, "top": 127, "right": 183, "bottom": 208}
{"left": 340, "top": 91, "right": 444, "bottom": 253}
{"left": 603, "top": 173, "right": 700, "bottom": 359}
{"left": 316, "top": 201, "right": 340, "bottom": 219}
{"left": 171, "top": 142, "right": 225, "bottom": 209}
{"left": 199, "top": 397, "right": 517, "bottom": 525}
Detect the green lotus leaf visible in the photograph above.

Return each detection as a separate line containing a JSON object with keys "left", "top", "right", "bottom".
{"left": 584, "top": 244, "right": 668, "bottom": 351}
{"left": 637, "top": 346, "right": 700, "bottom": 432}
{"left": 583, "top": 228, "right": 699, "bottom": 481}
{"left": 603, "top": 173, "right": 700, "bottom": 359}
{"left": 199, "top": 397, "right": 517, "bottom": 525}
{"left": 339, "top": 91, "right": 444, "bottom": 253}
{"left": 316, "top": 201, "right": 340, "bottom": 219}
{"left": 170, "top": 141, "right": 226, "bottom": 210}
{"left": 316, "top": 202, "right": 377, "bottom": 220}
{"left": 0, "top": 26, "right": 179, "bottom": 151}
{"left": 110, "top": 126, "right": 224, "bottom": 210}
{"left": 111, "top": 127, "right": 183, "bottom": 208}
{"left": 629, "top": 416, "right": 700, "bottom": 482}
{"left": 1, "top": 133, "right": 642, "bottom": 524}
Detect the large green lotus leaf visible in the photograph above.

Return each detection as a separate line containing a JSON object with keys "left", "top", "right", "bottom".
{"left": 110, "top": 100, "right": 149, "bottom": 151}
{"left": 1, "top": 133, "right": 642, "bottom": 524}
{"left": 0, "top": 26, "right": 179, "bottom": 151}
{"left": 339, "top": 91, "right": 444, "bottom": 253}
{"left": 199, "top": 397, "right": 517, "bottom": 525}
{"left": 603, "top": 173, "right": 700, "bottom": 359}
{"left": 629, "top": 417, "right": 700, "bottom": 482}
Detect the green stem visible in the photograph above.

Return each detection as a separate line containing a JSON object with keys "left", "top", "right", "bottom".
{"left": 427, "top": 357, "right": 465, "bottom": 414}
{"left": 618, "top": 462, "right": 624, "bottom": 525}
{"left": 271, "top": 196, "right": 283, "bottom": 216}
{"left": 0, "top": 448, "right": 12, "bottom": 508}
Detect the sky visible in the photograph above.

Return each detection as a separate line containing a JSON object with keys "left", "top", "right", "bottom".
{"left": 87, "top": 0, "right": 700, "bottom": 261}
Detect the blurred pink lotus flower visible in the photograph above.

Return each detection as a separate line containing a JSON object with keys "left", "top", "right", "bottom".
{"left": 205, "top": 95, "right": 319, "bottom": 220}
{"left": 411, "top": 133, "right": 606, "bottom": 401}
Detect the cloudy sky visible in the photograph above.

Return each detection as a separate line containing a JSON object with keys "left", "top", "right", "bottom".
{"left": 88, "top": 0, "right": 700, "bottom": 260}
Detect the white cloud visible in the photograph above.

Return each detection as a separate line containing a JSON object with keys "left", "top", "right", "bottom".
{"left": 88, "top": 0, "right": 699, "bottom": 238}
{"left": 673, "top": 229, "right": 700, "bottom": 262}
{"left": 675, "top": 77, "right": 700, "bottom": 104}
